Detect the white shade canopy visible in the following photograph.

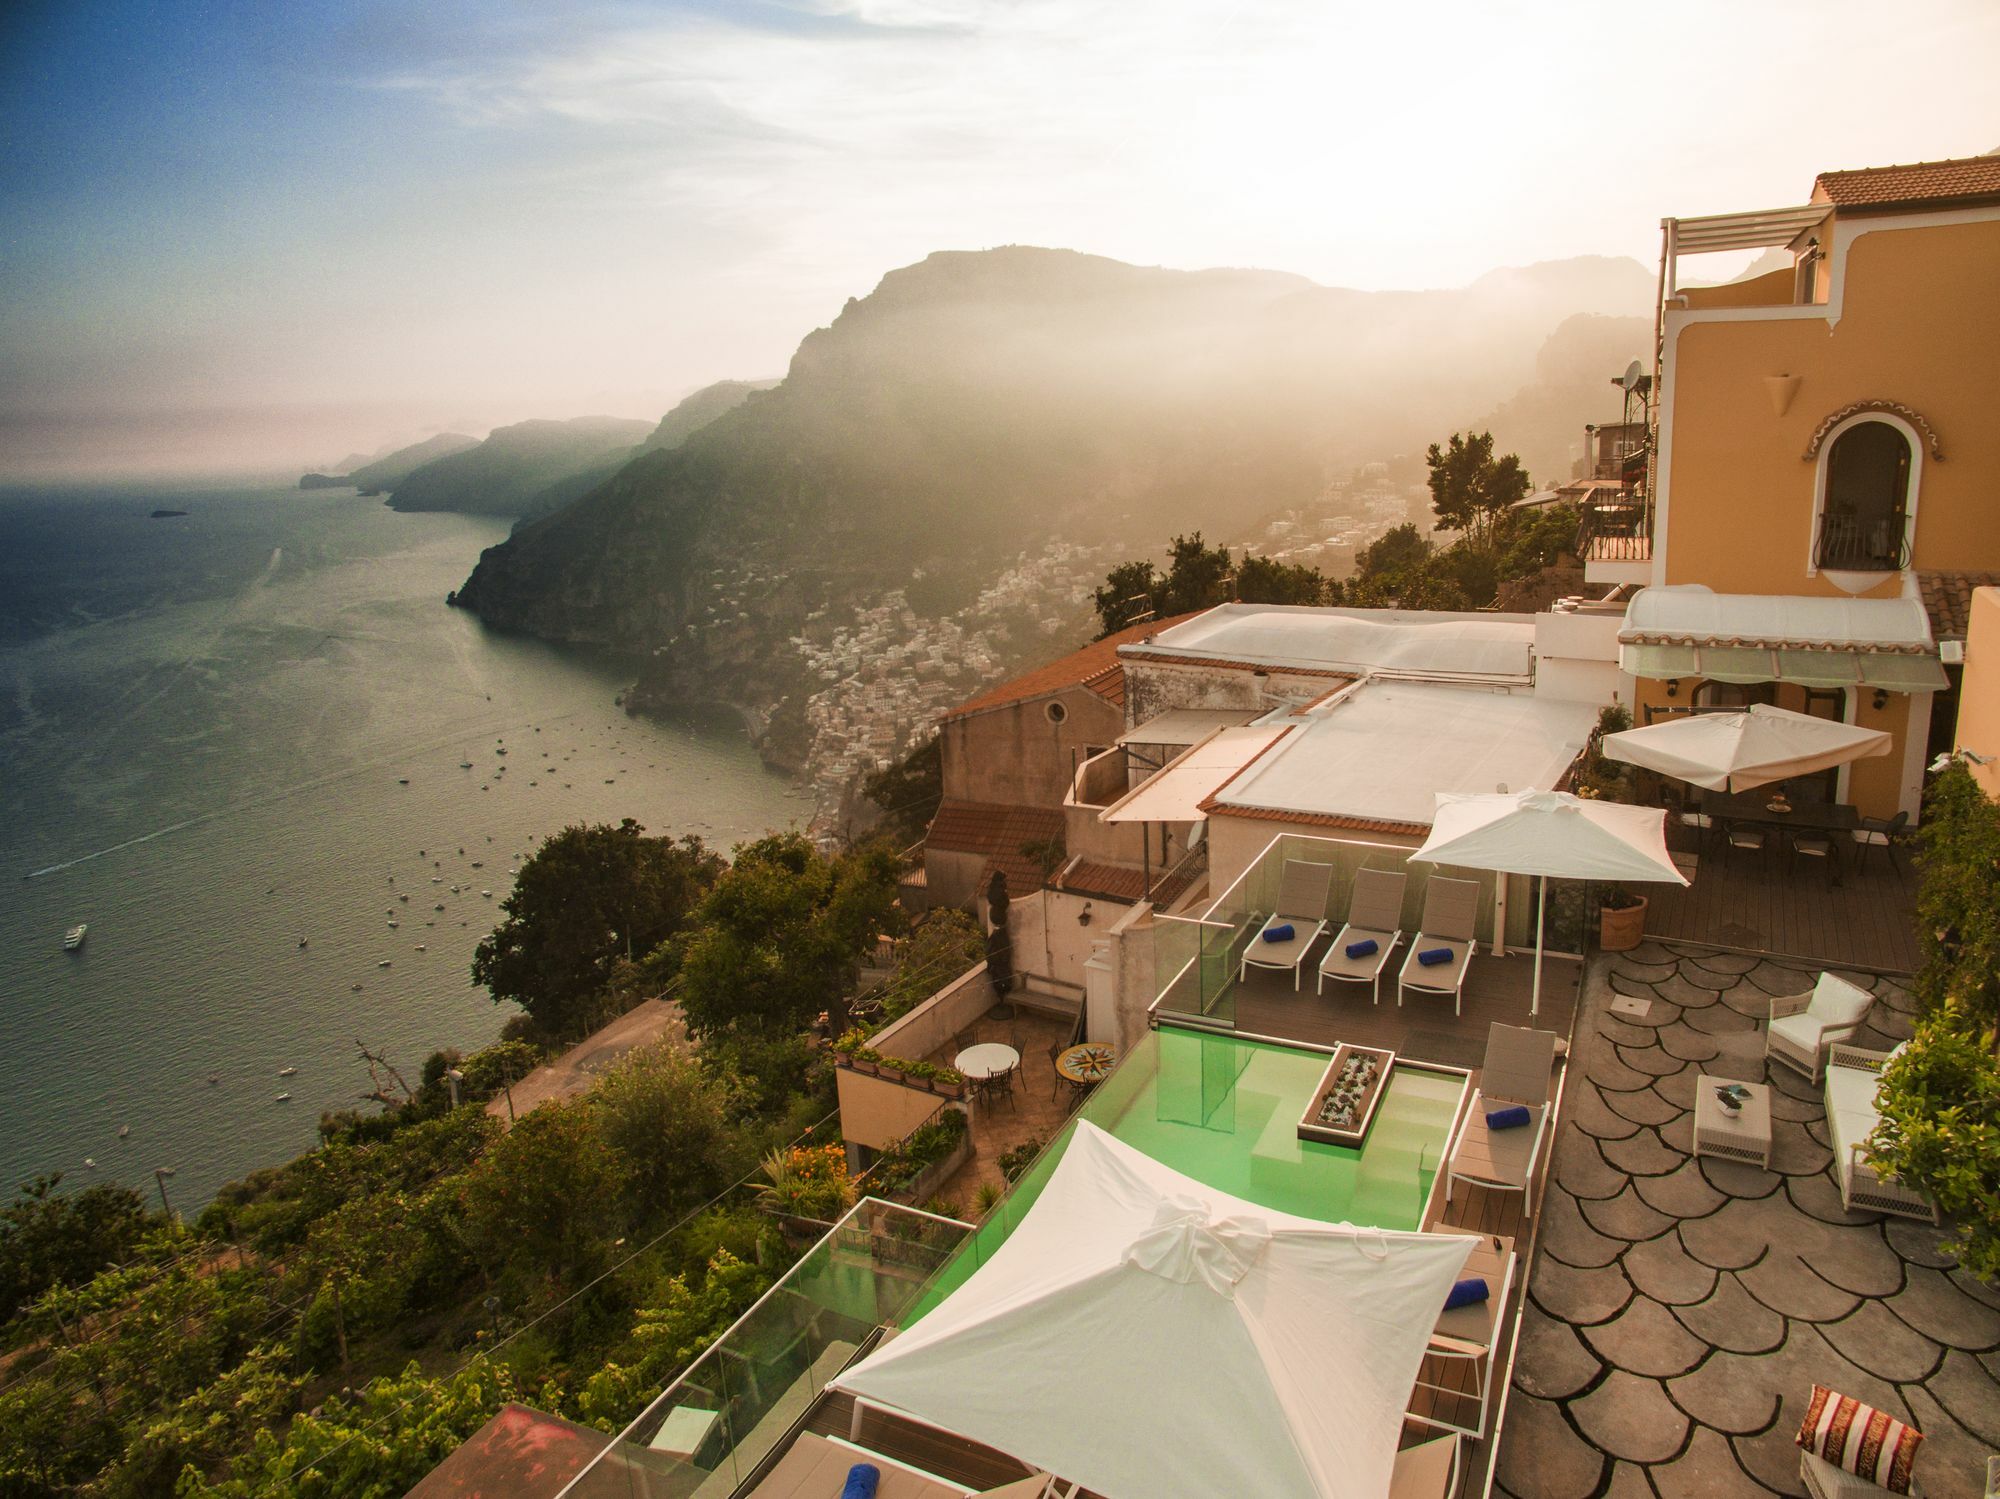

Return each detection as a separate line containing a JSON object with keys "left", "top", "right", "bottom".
{"left": 1411, "top": 790, "right": 1685, "bottom": 1014}
{"left": 835, "top": 1122, "right": 1472, "bottom": 1499}
{"left": 1412, "top": 790, "right": 1687, "bottom": 887}
{"left": 1601, "top": 704, "right": 1893, "bottom": 792}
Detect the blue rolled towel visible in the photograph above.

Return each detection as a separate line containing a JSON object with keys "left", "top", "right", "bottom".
{"left": 840, "top": 1463, "right": 881, "bottom": 1499}
{"left": 1262, "top": 922, "right": 1295, "bottom": 943}
{"left": 1444, "top": 1276, "right": 1489, "bottom": 1311}
{"left": 1345, "top": 937, "right": 1379, "bottom": 958}
{"left": 1487, "top": 1103, "right": 1532, "bottom": 1130}
{"left": 1417, "top": 946, "right": 1453, "bottom": 966}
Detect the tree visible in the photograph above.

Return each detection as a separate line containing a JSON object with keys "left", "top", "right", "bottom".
{"left": 590, "top": 1040, "right": 748, "bottom": 1217}
{"left": 1866, "top": 1004, "right": 2000, "bottom": 1280}
{"left": 1425, "top": 431, "right": 1531, "bottom": 555}
{"left": 460, "top": 1100, "right": 628, "bottom": 1288}
{"left": 472, "top": 821, "right": 724, "bottom": 1038}
{"left": 675, "top": 834, "right": 901, "bottom": 1052}
{"left": 1, "top": 1174, "right": 157, "bottom": 1323}
{"left": 863, "top": 735, "right": 943, "bottom": 845}
{"left": 874, "top": 908, "right": 984, "bottom": 1021}
{"left": 1235, "top": 555, "right": 1327, "bottom": 606}
{"left": 1912, "top": 763, "right": 2000, "bottom": 1046}
{"left": 1091, "top": 534, "right": 1237, "bottom": 637}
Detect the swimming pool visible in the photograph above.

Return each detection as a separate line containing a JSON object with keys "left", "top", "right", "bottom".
{"left": 906, "top": 1026, "right": 1466, "bottom": 1320}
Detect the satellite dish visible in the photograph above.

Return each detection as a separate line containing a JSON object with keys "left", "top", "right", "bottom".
{"left": 1620, "top": 359, "right": 1646, "bottom": 394}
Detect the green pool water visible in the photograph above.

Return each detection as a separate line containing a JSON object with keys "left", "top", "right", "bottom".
{"left": 907, "top": 1027, "right": 1465, "bottom": 1321}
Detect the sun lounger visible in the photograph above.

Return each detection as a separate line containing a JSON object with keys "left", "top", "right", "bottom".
{"left": 1240, "top": 858, "right": 1336, "bottom": 991}
{"left": 1445, "top": 1024, "right": 1560, "bottom": 1209}
{"left": 1396, "top": 876, "right": 1480, "bottom": 1015}
{"left": 1410, "top": 1232, "right": 1515, "bottom": 1441}
{"left": 1316, "top": 868, "right": 1408, "bottom": 1004}
{"left": 1389, "top": 1433, "right": 1461, "bottom": 1499}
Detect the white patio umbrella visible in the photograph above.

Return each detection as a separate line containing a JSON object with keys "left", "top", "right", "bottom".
{"left": 1412, "top": 790, "right": 1687, "bottom": 1014}
{"left": 1600, "top": 703, "right": 1891, "bottom": 793}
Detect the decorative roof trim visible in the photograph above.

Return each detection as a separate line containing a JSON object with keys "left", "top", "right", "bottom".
{"left": 1618, "top": 632, "right": 1936, "bottom": 656}
{"left": 1802, "top": 401, "right": 1943, "bottom": 461}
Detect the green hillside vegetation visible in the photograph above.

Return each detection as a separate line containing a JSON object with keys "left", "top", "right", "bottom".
{"left": 0, "top": 824, "right": 984, "bottom": 1498}
{"left": 640, "top": 379, "right": 781, "bottom": 453}
{"left": 386, "top": 417, "right": 653, "bottom": 517}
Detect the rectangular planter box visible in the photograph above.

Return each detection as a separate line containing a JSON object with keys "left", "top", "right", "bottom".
{"left": 1298, "top": 1044, "right": 1397, "bottom": 1148}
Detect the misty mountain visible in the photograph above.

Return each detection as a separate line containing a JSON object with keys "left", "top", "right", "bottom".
{"left": 385, "top": 418, "right": 652, "bottom": 517}
{"left": 1476, "top": 313, "right": 1653, "bottom": 484}
{"left": 452, "top": 246, "right": 1653, "bottom": 763}
{"left": 509, "top": 381, "right": 783, "bottom": 530}
{"left": 349, "top": 432, "right": 480, "bottom": 495}
{"left": 642, "top": 380, "right": 781, "bottom": 453}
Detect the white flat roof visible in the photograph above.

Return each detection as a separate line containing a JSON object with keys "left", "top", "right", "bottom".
{"left": 1100, "top": 725, "right": 1290, "bottom": 824}
{"left": 1135, "top": 604, "right": 1535, "bottom": 679}
{"left": 1212, "top": 684, "right": 1599, "bottom": 829}
{"left": 1117, "top": 708, "right": 1257, "bottom": 746}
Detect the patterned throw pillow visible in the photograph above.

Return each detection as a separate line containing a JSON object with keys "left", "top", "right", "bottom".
{"left": 1795, "top": 1385, "right": 1922, "bottom": 1494}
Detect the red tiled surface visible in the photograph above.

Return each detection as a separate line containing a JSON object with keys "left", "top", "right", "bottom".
{"left": 1814, "top": 153, "right": 2000, "bottom": 210}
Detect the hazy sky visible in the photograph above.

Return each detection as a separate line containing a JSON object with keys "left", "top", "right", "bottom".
{"left": 3, "top": 0, "right": 1995, "bottom": 479}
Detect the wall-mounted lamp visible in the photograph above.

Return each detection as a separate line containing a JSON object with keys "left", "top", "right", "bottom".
{"left": 1665, "top": 679, "right": 1680, "bottom": 699}
{"left": 1870, "top": 688, "right": 1889, "bottom": 712}
{"left": 1077, "top": 902, "right": 1093, "bottom": 928}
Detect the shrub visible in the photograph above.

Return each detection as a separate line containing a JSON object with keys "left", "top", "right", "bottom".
{"left": 1866, "top": 1004, "right": 2000, "bottom": 1281}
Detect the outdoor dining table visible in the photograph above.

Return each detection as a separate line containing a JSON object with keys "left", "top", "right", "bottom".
{"left": 1700, "top": 789, "right": 1860, "bottom": 882}
{"left": 1056, "top": 1042, "right": 1118, "bottom": 1084}
{"left": 953, "top": 1042, "right": 1020, "bottom": 1081}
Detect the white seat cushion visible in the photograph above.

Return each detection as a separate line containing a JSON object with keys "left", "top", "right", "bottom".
{"left": 1824, "top": 1066, "right": 1880, "bottom": 1119}
{"left": 1810, "top": 974, "right": 1875, "bottom": 1030}
{"left": 1772, "top": 1012, "right": 1829, "bottom": 1054}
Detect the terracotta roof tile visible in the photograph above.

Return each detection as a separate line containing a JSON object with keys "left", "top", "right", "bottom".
{"left": 405, "top": 1404, "right": 604, "bottom": 1498}
{"left": 925, "top": 798, "right": 1067, "bottom": 894}
{"left": 1917, "top": 571, "right": 2000, "bottom": 641}
{"left": 939, "top": 613, "right": 1206, "bottom": 721}
{"left": 1055, "top": 858, "right": 1200, "bottom": 908}
{"left": 1814, "top": 154, "right": 2000, "bottom": 211}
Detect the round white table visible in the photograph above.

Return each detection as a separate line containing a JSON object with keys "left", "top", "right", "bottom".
{"left": 953, "top": 1042, "right": 1020, "bottom": 1081}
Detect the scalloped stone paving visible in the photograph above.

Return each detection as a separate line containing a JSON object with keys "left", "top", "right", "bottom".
{"left": 1496, "top": 945, "right": 1999, "bottom": 1499}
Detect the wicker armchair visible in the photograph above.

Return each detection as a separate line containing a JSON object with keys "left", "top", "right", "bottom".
{"left": 1766, "top": 973, "right": 1875, "bottom": 1083}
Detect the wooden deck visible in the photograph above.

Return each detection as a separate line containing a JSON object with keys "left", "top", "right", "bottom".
{"left": 1642, "top": 837, "right": 1918, "bottom": 974}
{"left": 1225, "top": 950, "right": 1584, "bottom": 1071}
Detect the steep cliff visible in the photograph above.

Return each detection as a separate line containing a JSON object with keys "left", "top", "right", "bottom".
{"left": 452, "top": 246, "right": 1654, "bottom": 761}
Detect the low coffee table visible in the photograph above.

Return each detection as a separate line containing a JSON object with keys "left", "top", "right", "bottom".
{"left": 1692, "top": 1073, "right": 1772, "bottom": 1169}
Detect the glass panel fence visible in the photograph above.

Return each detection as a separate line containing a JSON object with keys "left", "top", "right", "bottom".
{"left": 556, "top": 1198, "right": 973, "bottom": 1499}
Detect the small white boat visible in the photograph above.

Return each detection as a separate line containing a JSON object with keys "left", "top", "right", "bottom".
{"left": 278, "top": 1065, "right": 297, "bottom": 1077}
{"left": 351, "top": 982, "right": 363, "bottom": 992}
{"left": 481, "top": 889, "right": 492, "bottom": 898}
{"left": 275, "top": 1092, "right": 292, "bottom": 1103}
{"left": 470, "top": 861, "right": 483, "bottom": 868}
{"left": 117, "top": 1124, "right": 129, "bottom": 1139}
{"left": 387, "top": 919, "right": 399, "bottom": 929}
{"left": 398, "top": 893, "right": 409, "bottom": 903}
{"left": 414, "top": 943, "right": 427, "bottom": 952}
{"left": 63, "top": 923, "right": 88, "bottom": 951}
{"left": 397, "top": 777, "right": 410, "bottom": 785}
{"left": 434, "top": 902, "right": 445, "bottom": 911}
{"left": 83, "top": 1157, "right": 96, "bottom": 1170}
{"left": 297, "top": 937, "right": 309, "bottom": 948}
{"left": 378, "top": 959, "right": 392, "bottom": 968}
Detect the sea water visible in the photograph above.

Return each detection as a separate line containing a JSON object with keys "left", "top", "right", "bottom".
{"left": 0, "top": 485, "right": 800, "bottom": 1207}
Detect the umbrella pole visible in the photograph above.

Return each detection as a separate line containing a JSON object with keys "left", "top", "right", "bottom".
{"left": 1532, "top": 873, "right": 1546, "bottom": 1018}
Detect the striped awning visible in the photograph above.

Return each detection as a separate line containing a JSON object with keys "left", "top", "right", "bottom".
{"left": 1617, "top": 588, "right": 1948, "bottom": 692}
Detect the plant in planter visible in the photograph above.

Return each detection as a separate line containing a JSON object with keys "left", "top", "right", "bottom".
{"left": 1575, "top": 703, "right": 1651, "bottom": 950}
{"left": 756, "top": 1143, "right": 857, "bottom": 1224}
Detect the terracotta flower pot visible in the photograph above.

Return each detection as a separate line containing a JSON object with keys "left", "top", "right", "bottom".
{"left": 1599, "top": 895, "right": 1649, "bottom": 952}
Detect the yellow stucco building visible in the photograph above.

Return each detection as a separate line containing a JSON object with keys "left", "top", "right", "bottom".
{"left": 1590, "top": 155, "right": 2000, "bottom": 820}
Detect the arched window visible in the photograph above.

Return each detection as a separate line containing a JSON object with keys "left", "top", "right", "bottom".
{"left": 1815, "top": 421, "right": 1911, "bottom": 572}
